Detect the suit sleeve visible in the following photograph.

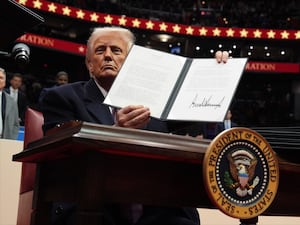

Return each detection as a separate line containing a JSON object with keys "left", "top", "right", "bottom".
{"left": 40, "top": 87, "right": 79, "bottom": 131}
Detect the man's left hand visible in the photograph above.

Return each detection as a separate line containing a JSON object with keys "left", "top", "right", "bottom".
{"left": 215, "top": 51, "right": 229, "bottom": 63}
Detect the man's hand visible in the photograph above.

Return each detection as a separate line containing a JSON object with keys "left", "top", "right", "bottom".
{"left": 115, "top": 105, "right": 150, "bottom": 129}
{"left": 215, "top": 51, "right": 229, "bottom": 63}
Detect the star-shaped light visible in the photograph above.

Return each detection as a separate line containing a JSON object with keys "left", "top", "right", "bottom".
{"left": 226, "top": 28, "right": 235, "bottom": 37}
{"left": 146, "top": 20, "right": 154, "bottom": 29}
{"left": 186, "top": 26, "right": 194, "bottom": 35}
{"left": 240, "top": 29, "right": 248, "bottom": 37}
{"left": 76, "top": 10, "right": 85, "bottom": 19}
{"left": 159, "top": 23, "right": 168, "bottom": 31}
{"left": 280, "top": 30, "right": 289, "bottom": 39}
{"left": 199, "top": 27, "right": 208, "bottom": 36}
{"left": 212, "top": 28, "right": 221, "bottom": 36}
{"left": 253, "top": 29, "right": 262, "bottom": 38}
{"left": 90, "top": 13, "right": 99, "bottom": 22}
{"left": 62, "top": 6, "right": 71, "bottom": 16}
{"left": 295, "top": 31, "right": 300, "bottom": 39}
{"left": 118, "top": 16, "right": 127, "bottom": 26}
{"left": 32, "top": 0, "right": 42, "bottom": 9}
{"left": 132, "top": 18, "right": 141, "bottom": 28}
{"left": 172, "top": 24, "right": 181, "bottom": 33}
{"left": 18, "top": 0, "right": 27, "bottom": 5}
{"left": 48, "top": 2, "right": 57, "bottom": 13}
{"left": 267, "top": 30, "right": 276, "bottom": 39}
{"left": 104, "top": 15, "right": 113, "bottom": 24}
{"left": 78, "top": 46, "right": 85, "bottom": 54}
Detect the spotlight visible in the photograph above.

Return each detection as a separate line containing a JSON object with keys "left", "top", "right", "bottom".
{"left": 12, "top": 43, "right": 30, "bottom": 65}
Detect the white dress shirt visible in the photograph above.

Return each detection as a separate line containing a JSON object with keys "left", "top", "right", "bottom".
{"left": 224, "top": 119, "right": 231, "bottom": 130}
{"left": 9, "top": 86, "right": 18, "bottom": 102}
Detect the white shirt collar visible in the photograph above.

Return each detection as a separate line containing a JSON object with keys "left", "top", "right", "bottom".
{"left": 9, "top": 86, "right": 18, "bottom": 93}
{"left": 92, "top": 78, "right": 115, "bottom": 114}
{"left": 93, "top": 78, "right": 107, "bottom": 97}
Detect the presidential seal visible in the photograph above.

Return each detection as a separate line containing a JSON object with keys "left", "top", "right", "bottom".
{"left": 203, "top": 127, "right": 279, "bottom": 219}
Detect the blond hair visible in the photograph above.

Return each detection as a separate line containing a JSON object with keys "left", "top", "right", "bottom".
{"left": 86, "top": 26, "right": 135, "bottom": 59}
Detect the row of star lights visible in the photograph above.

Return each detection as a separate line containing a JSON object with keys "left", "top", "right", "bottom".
{"left": 20, "top": 0, "right": 300, "bottom": 40}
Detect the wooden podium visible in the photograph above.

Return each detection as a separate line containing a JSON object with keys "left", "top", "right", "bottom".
{"left": 13, "top": 122, "right": 300, "bottom": 225}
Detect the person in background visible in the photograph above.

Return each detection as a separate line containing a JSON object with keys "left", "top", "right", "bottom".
{"left": 38, "top": 71, "right": 69, "bottom": 105}
{"left": 5, "top": 72, "right": 28, "bottom": 126}
{"left": 55, "top": 71, "right": 69, "bottom": 86}
{"left": 40, "top": 26, "right": 229, "bottom": 225}
{"left": 0, "top": 68, "right": 20, "bottom": 139}
{"left": 215, "top": 109, "right": 237, "bottom": 135}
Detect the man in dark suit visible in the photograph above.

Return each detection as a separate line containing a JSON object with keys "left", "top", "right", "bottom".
{"left": 0, "top": 68, "right": 20, "bottom": 139}
{"left": 5, "top": 72, "right": 28, "bottom": 126}
{"left": 40, "top": 26, "right": 229, "bottom": 225}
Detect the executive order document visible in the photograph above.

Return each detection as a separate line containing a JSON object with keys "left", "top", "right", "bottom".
{"left": 104, "top": 45, "right": 248, "bottom": 122}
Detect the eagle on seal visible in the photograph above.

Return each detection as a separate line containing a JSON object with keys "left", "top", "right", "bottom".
{"left": 227, "top": 149, "right": 259, "bottom": 197}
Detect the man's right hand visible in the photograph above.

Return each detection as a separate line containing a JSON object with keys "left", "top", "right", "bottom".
{"left": 115, "top": 105, "right": 150, "bottom": 129}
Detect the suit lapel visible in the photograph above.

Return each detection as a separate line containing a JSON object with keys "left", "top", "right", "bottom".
{"left": 2, "top": 92, "right": 6, "bottom": 120}
{"left": 84, "top": 79, "right": 114, "bottom": 125}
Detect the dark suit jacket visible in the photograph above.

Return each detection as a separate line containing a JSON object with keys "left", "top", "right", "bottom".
{"left": 40, "top": 79, "right": 168, "bottom": 133}
{"left": 4, "top": 88, "right": 28, "bottom": 126}
{"left": 39, "top": 78, "right": 199, "bottom": 225}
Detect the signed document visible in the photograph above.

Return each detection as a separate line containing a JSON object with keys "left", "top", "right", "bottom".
{"left": 104, "top": 45, "right": 248, "bottom": 122}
